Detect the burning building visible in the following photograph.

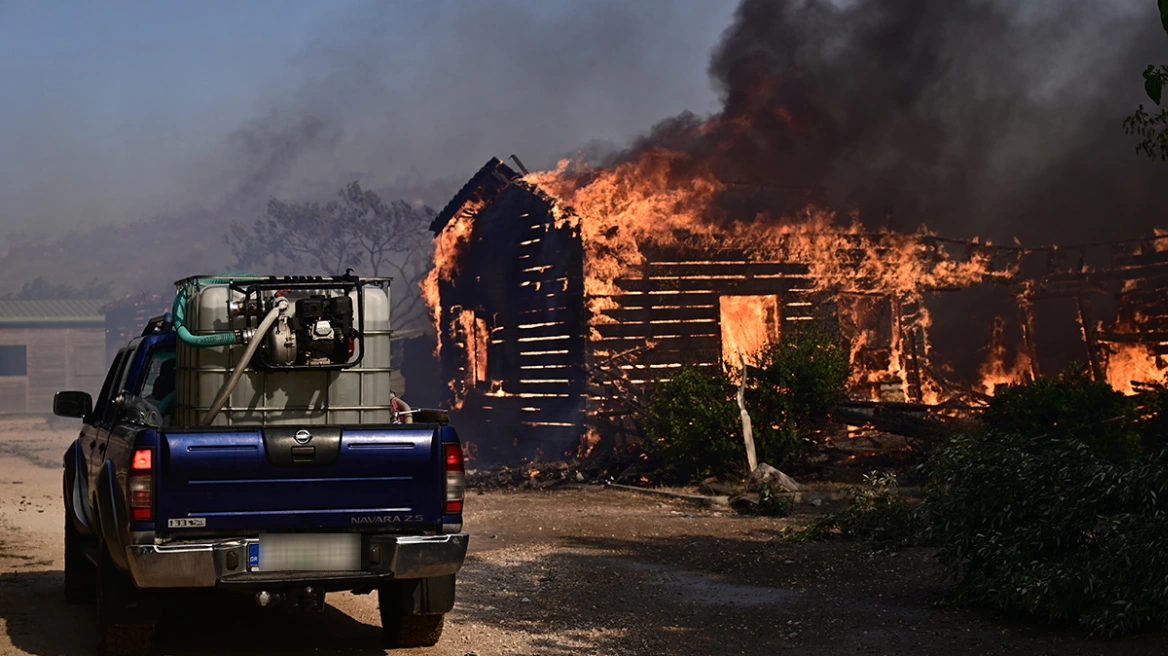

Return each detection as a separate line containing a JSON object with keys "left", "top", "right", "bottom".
{"left": 423, "top": 156, "right": 1168, "bottom": 461}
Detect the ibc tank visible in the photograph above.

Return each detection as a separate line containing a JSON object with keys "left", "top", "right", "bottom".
{"left": 174, "top": 281, "right": 394, "bottom": 426}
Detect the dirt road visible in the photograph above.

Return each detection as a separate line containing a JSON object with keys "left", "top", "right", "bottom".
{"left": 0, "top": 418, "right": 1163, "bottom": 656}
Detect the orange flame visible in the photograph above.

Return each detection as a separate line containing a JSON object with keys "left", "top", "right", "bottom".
{"left": 523, "top": 152, "right": 1006, "bottom": 403}
{"left": 977, "top": 316, "right": 1033, "bottom": 395}
{"left": 1105, "top": 343, "right": 1168, "bottom": 396}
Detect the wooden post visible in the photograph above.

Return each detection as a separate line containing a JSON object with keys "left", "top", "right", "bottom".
{"left": 1075, "top": 293, "right": 1105, "bottom": 382}
{"left": 736, "top": 347, "right": 757, "bottom": 472}
{"left": 1015, "top": 285, "right": 1040, "bottom": 380}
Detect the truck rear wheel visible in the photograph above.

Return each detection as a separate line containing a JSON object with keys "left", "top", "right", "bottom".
{"left": 378, "top": 583, "right": 445, "bottom": 648}
{"left": 64, "top": 510, "right": 96, "bottom": 604}
{"left": 97, "top": 545, "right": 155, "bottom": 656}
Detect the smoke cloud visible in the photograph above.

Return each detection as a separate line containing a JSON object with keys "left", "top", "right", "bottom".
{"left": 0, "top": 1, "right": 732, "bottom": 294}
{"left": 610, "top": 0, "right": 1168, "bottom": 245}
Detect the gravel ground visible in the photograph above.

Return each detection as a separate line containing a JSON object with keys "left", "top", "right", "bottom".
{"left": 0, "top": 417, "right": 1163, "bottom": 655}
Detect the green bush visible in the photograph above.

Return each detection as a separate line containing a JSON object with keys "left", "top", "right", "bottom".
{"left": 750, "top": 326, "right": 850, "bottom": 428}
{"left": 786, "top": 374, "right": 1168, "bottom": 636}
{"left": 1136, "top": 383, "right": 1168, "bottom": 451}
{"left": 927, "top": 432, "right": 1168, "bottom": 636}
{"left": 643, "top": 366, "right": 744, "bottom": 481}
{"left": 982, "top": 369, "right": 1139, "bottom": 462}
{"left": 807, "top": 471, "right": 927, "bottom": 550}
{"left": 643, "top": 327, "right": 849, "bottom": 482}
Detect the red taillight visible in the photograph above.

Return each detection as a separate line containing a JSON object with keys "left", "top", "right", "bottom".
{"left": 131, "top": 449, "right": 152, "bottom": 470}
{"left": 129, "top": 448, "right": 154, "bottom": 522}
{"left": 445, "top": 443, "right": 464, "bottom": 469}
{"left": 444, "top": 443, "right": 465, "bottom": 515}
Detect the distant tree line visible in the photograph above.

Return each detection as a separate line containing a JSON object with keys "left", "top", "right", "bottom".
{"left": 3, "top": 276, "right": 112, "bottom": 300}
{"left": 226, "top": 181, "right": 436, "bottom": 331}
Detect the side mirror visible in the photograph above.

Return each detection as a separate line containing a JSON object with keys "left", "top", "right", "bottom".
{"left": 53, "top": 391, "right": 93, "bottom": 419}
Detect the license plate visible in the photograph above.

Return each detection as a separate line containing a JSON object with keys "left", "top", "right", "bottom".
{"left": 167, "top": 517, "right": 206, "bottom": 528}
{"left": 254, "top": 534, "right": 362, "bottom": 571}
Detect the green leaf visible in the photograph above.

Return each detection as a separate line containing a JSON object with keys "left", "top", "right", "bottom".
{"left": 1160, "top": 0, "right": 1168, "bottom": 36}
{"left": 1145, "top": 65, "right": 1164, "bottom": 105}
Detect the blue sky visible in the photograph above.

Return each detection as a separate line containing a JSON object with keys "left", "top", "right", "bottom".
{"left": 0, "top": 1, "right": 737, "bottom": 237}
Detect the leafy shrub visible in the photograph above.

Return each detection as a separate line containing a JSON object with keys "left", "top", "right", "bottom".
{"left": 643, "top": 366, "right": 744, "bottom": 481}
{"left": 927, "top": 432, "right": 1168, "bottom": 636}
{"left": 749, "top": 326, "right": 850, "bottom": 430}
{"left": 808, "top": 471, "right": 927, "bottom": 550}
{"left": 643, "top": 327, "right": 849, "bottom": 481}
{"left": 1135, "top": 383, "right": 1168, "bottom": 451}
{"left": 982, "top": 369, "right": 1139, "bottom": 462}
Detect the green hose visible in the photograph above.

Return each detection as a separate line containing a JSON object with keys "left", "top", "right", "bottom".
{"left": 172, "top": 276, "right": 255, "bottom": 348}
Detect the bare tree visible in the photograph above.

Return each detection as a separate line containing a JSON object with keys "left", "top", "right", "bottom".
{"left": 226, "top": 182, "right": 435, "bottom": 330}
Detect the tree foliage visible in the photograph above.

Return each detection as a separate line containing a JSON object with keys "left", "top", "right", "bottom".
{"left": 982, "top": 368, "right": 1141, "bottom": 462}
{"left": 796, "top": 373, "right": 1168, "bottom": 636}
{"left": 4, "top": 276, "right": 112, "bottom": 300}
{"left": 643, "top": 366, "right": 745, "bottom": 481}
{"left": 1123, "top": 2, "right": 1168, "bottom": 159}
{"left": 927, "top": 433, "right": 1168, "bottom": 636}
{"left": 643, "top": 327, "right": 849, "bottom": 482}
{"left": 226, "top": 182, "right": 435, "bottom": 330}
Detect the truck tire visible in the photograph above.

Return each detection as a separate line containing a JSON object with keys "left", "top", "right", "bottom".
{"left": 378, "top": 584, "right": 444, "bottom": 648}
{"left": 64, "top": 510, "right": 96, "bottom": 604}
{"left": 97, "top": 545, "right": 155, "bottom": 656}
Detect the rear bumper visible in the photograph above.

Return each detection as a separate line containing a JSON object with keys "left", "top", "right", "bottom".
{"left": 125, "top": 533, "right": 469, "bottom": 589}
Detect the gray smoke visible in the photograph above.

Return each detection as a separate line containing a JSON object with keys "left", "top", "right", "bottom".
{"left": 0, "top": 0, "right": 732, "bottom": 295}
{"left": 614, "top": 0, "right": 1168, "bottom": 244}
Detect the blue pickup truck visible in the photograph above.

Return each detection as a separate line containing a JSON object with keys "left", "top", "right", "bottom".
{"left": 53, "top": 274, "right": 467, "bottom": 656}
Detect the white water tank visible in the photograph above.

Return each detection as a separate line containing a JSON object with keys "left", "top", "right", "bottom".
{"left": 174, "top": 281, "right": 394, "bottom": 426}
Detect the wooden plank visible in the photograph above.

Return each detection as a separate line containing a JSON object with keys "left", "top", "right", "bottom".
{"left": 605, "top": 292, "right": 721, "bottom": 308}
{"left": 593, "top": 336, "right": 719, "bottom": 361}
{"left": 641, "top": 261, "right": 811, "bottom": 277}
{"left": 614, "top": 277, "right": 809, "bottom": 294}
{"left": 1098, "top": 331, "right": 1168, "bottom": 344}
{"left": 0, "top": 378, "right": 26, "bottom": 414}
{"left": 513, "top": 322, "right": 586, "bottom": 339}
{"left": 516, "top": 351, "right": 586, "bottom": 366}
{"left": 516, "top": 266, "right": 583, "bottom": 284}
{"left": 476, "top": 394, "right": 587, "bottom": 415}
{"left": 512, "top": 369, "right": 589, "bottom": 386}
{"left": 592, "top": 320, "right": 721, "bottom": 339}
{"left": 1047, "top": 263, "right": 1168, "bottom": 284}
{"left": 515, "top": 289, "right": 585, "bottom": 304}
{"left": 600, "top": 306, "right": 720, "bottom": 322}
{"left": 0, "top": 328, "right": 30, "bottom": 346}
{"left": 1113, "top": 249, "right": 1168, "bottom": 268}
{"left": 517, "top": 305, "right": 581, "bottom": 320}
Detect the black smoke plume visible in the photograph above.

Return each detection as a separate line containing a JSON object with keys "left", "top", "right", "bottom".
{"left": 612, "top": 0, "right": 1168, "bottom": 244}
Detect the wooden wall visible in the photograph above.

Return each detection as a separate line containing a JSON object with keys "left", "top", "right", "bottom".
{"left": 0, "top": 326, "right": 106, "bottom": 415}
{"left": 437, "top": 183, "right": 588, "bottom": 460}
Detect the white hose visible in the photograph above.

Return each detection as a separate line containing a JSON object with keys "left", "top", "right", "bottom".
{"left": 200, "top": 299, "right": 288, "bottom": 426}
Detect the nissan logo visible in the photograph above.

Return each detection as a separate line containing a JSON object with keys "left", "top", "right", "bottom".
{"left": 294, "top": 429, "right": 313, "bottom": 445}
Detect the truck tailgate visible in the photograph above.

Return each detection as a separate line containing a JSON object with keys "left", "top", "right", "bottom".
{"left": 155, "top": 426, "right": 443, "bottom": 533}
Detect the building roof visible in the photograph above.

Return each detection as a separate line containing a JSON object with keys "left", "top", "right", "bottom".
{"left": 0, "top": 299, "right": 107, "bottom": 326}
{"left": 430, "top": 157, "right": 521, "bottom": 234}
